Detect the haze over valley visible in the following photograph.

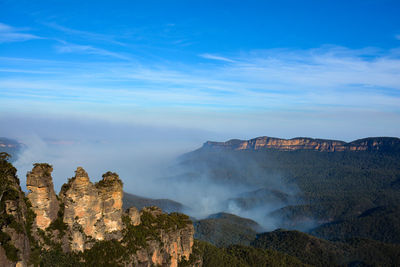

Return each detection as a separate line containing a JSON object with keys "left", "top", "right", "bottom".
{"left": 1, "top": 1, "right": 400, "bottom": 266}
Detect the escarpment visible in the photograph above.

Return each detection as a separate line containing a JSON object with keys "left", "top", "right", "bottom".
{"left": 202, "top": 136, "right": 400, "bottom": 152}
{"left": 0, "top": 159, "right": 194, "bottom": 266}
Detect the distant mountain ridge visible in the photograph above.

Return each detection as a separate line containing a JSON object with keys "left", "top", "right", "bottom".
{"left": 0, "top": 137, "right": 25, "bottom": 160}
{"left": 123, "top": 192, "right": 185, "bottom": 213}
{"left": 202, "top": 136, "right": 400, "bottom": 152}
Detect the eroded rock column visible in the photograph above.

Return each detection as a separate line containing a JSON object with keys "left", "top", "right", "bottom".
{"left": 59, "top": 167, "right": 103, "bottom": 244}
{"left": 26, "top": 163, "right": 59, "bottom": 230}
{"left": 96, "top": 172, "right": 123, "bottom": 233}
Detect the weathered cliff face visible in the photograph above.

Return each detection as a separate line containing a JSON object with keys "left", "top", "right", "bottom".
{"left": 134, "top": 224, "right": 194, "bottom": 267}
{"left": 26, "top": 163, "right": 59, "bottom": 230}
{"left": 0, "top": 160, "right": 195, "bottom": 266}
{"left": 59, "top": 167, "right": 123, "bottom": 250}
{"left": 162, "top": 223, "right": 194, "bottom": 267}
{"left": 96, "top": 171, "right": 123, "bottom": 233}
{"left": 203, "top": 136, "right": 400, "bottom": 152}
{"left": 129, "top": 207, "right": 194, "bottom": 267}
{"left": 0, "top": 156, "right": 31, "bottom": 267}
{"left": 59, "top": 167, "right": 103, "bottom": 249}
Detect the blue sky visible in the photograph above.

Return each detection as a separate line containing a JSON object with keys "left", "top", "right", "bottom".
{"left": 1, "top": 0, "right": 400, "bottom": 141}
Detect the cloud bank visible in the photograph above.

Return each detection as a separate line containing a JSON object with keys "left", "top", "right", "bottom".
{"left": 1, "top": 45, "right": 400, "bottom": 140}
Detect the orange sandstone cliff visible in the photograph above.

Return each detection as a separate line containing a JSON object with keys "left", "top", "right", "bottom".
{"left": 202, "top": 136, "right": 400, "bottom": 152}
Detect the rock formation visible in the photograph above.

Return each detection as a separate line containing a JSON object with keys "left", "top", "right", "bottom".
{"left": 59, "top": 167, "right": 104, "bottom": 249}
{"left": 126, "top": 206, "right": 141, "bottom": 226}
{"left": 0, "top": 159, "right": 194, "bottom": 266}
{"left": 202, "top": 136, "right": 400, "bottom": 152}
{"left": 96, "top": 171, "right": 123, "bottom": 233}
{"left": 0, "top": 156, "right": 31, "bottom": 267}
{"left": 130, "top": 207, "right": 194, "bottom": 267}
{"left": 26, "top": 163, "right": 59, "bottom": 230}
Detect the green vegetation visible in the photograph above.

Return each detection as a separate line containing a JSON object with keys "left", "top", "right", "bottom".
{"left": 0, "top": 152, "right": 11, "bottom": 161}
{"left": 38, "top": 248, "right": 82, "bottom": 267}
{"left": 0, "top": 153, "right": 21, "bottom": 262}
{"left": 122, "top": 214, "right": 158, "bottom": 251}
{"left": 225, "top": 245, "right": 308, "bottom": 267}
{"left": 123, "top": 192, "right": 184, "bottom": 213}
{"left": 47, "top": 204, "right": 68, "bottom": 238}
{"left": 122, "top": 209, "right": 191, "bottom": 253}
{"left": 179, "top": 240, "right": 309, "bottom": 267}
{"left": 32, "top": 163, "right": 52, "bottom": 176}
{"left": 0, "top": 139, "right": 23, "bottom": 162}
{"left": 0, "top": 230, "right": 19, "bottom": 262}
{"left": 178, "top": 141, "right": 400, "bottom": 265}
{"left": 3, "top": 138, "right": 400, "bottom": 265}
{"left": 310, "top": 204, "right": 400, "bottom": 243}
{"left": 95, "top": 171, "right": 122, "bottom": 188}
{"left": 82, "top": 240, "right": 127, "bottom": 266}
{"left": 26, "top": 207, "right": 192, "bottom": 266}
{"left": 251, "top": 229, "right": 400, "bottom": 266}
{"left": 182, "top": 147, "right": 400, "bottom": 243}
{"left": 194, "top": 213, "right": 260, "bottom": 247}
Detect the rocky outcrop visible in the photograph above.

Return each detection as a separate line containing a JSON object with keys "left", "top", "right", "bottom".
{"left": 126, "top": 206, "right": 141, "bottom": 226}
{"left": 135, "top": 224, "right": 194, "bottom": 267}
{"left": 0, "top": 156, "right": 31, "bottom": 267}
{"left": 96, "top": 172, "right": 123, "bottom": 233}
{"left": 59, "top": 167, "right": 103, "bottom": 250}
{"left": 163, "top": 223, "right": 194, "bottom": 267}
{"left": 0, "top": 160, "right": 195, "bottom": 266}
{"left": 58, "top": 167, "right": 125, "bottom": 251}
{"left": 202, "top": 136, "right": 400, "bottom": 152}
{"left": 130, "top": 207, "right": 194, "bottom": 267}
{"left": 26, "top": 163, "right": 59, "bottom": 230}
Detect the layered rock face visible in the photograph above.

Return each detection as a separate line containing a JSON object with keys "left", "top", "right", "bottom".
{"left": 164, "top": 223, "right": 194, "bottom": 267}
{"left": 59, "top": 167, "right": 123, "bottom": 250}
{"left": 96, "top": 171, "right": 123, "bottom": 233}
{"left": 26, "top": 163, "right": 59, "bottom": 230}
{"left": 136, "top": 225, "right": 194, "bottom": 267}
{"left": 203, "top": 136, "right": 400, "bottom": 152}
{"left": 133, "top": 207, "right": 194, "bottom": 267}
{"left": 1, "top": 160, "right": 195, "bottom": 266}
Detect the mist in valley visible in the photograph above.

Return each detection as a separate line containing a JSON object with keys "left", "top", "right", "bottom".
{"left": 2, "top": 114, "right": 304, "bottom": 232}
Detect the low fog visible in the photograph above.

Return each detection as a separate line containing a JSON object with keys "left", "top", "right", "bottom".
{"left": 2, "top": 115, "right": 304, "bottom": 231}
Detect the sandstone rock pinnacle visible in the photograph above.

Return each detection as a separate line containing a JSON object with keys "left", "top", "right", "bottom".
{"left": 59, "top": 167, "right": 103, "bottom": 248}
{"left": 26, "top": 163, "right": 59, "bottom": 230}
{"left": 96, "top": 171, "right": 124, "bottom": 233}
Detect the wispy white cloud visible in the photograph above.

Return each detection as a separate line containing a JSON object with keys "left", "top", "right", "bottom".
{"left": 55, "top": 41, "right": 130, "bottom": 60}
{"left": 195, "top": 46, "right": 400, "bottom": 95}
{"left": 0, "top": 68, "right": 57, "bottom": 74}
{"left": 1, "top": 46, "right": 400, "bottom": 117}
{"left": 199, "top": 53, "right": 236, "bottom": 63}
{"left": 0, "top": 22, "right": 42, "bottom": 43}
{"left": 45, "top": 22, "right": 125, "bottom": 46}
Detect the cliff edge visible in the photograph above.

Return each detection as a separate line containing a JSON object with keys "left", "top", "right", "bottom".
{"left": 202, "top": 136, "right": 400, "bottom": 152}
{"left": 0, "top": 157, "right": 194, "bottom": 267}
